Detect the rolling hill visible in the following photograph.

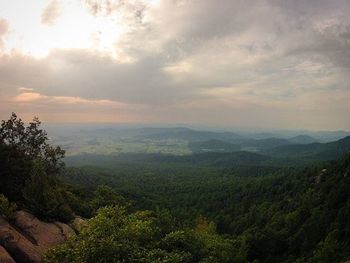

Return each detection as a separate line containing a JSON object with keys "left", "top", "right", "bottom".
{"left": 287, "top": 134, "right": 318, "bottom": 144}
{"left": 265, "top": 135, "right": 350, "bottom": 161}
{"left": 188, "top": 139, "right": 241, "bottom": 153}
{"left": 138, "top": 128, "right": 243, "bottom": 142}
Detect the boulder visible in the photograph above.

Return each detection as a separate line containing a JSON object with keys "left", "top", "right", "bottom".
{"left": 0, "top": 245, "right": 16, "bottom": 263}
{"left": 0, "top": 217, "right": 42, "bottom": 263}
{"left": 14, "top": 211, "right": 74, "bottom": 251}
{"left": 0, "top": 211, "right": 75, "bottom": 263}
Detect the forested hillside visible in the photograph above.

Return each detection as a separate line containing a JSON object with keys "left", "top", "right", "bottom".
{"left": 62, "top": 153, "right": 350, "bottom": 262}
{"left": 1, "top": 114, "right": 350, "bottom": 262}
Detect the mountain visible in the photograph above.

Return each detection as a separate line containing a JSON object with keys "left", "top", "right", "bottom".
{"left": 308, "top": 130, "right": 350, "bottom": 142}
{"left": 242, "top": 132, "right": 280, "bottom": 140}
{"left": 138, "top": 128, "right": 243, "bottom": 142}
{"left": 185, "top": 136, "right": 293, "bottom": 153}
{"left": 188, "top": 139, "right": 241, "bottom": 153}
{"left": 65, "top": 136, "right": 350, "bottom": 168}
{"left": 265, "top": 135, "right": 350, "bottom": 161}
{"left": 288, "top": 134, "right": 318, "bottom": 144}
{"left": 241, "top": 137, "right": 291, "bottom": 151}
{"left": 155, "top": 151, "right": 275, "bottom": 167}
{"left": 65, "top": 151, "right": 279, "bottom": 168}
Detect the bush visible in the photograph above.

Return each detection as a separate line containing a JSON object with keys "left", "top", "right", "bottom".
{"left": 45, "top": 206, "right": 237, "bottom": 263}
{"left": 0, "top": 194, "right": 17, "bottom": 221}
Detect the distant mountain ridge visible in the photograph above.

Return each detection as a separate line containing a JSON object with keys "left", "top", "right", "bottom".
{"left": 47, "top": 125, "right": 350, "bottom": 159}
{"left": 189, "top": 139, "right": 241, "bottom": 153}
{"left": 65, "top": 135, "right": 350, "bottom": 168}
{"left": 287, "top": 134, "right": 318, "bottom": 144}
{"left": 264, "top": 135, "right": 350, "bottom": 161}
{"left": 139, "top": 128, "right": 243, "bottom": 142}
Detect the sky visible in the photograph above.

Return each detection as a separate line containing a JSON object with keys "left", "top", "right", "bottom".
{"left": 0, "top": 0, "right": 349, "bottom": 130}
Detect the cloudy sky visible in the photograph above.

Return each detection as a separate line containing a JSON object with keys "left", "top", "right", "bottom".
{"left": 0, "top": 0, "right": 350, "bottom": 130}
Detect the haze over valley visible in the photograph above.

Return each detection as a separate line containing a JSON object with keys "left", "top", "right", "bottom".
{"left": 1, "top": 1, "right": 350, "bottom": 263}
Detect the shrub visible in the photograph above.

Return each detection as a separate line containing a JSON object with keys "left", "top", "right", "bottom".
{"left": 0, "top": 194, "right": 17, "bottom": 221}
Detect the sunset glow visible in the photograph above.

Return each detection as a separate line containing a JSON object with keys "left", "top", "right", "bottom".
{"left": 0, "top": 0, "right": 350, "bottom": 129}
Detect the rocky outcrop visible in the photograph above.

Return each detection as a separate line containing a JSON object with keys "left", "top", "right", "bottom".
{"left": 0, "top": 211, "right": 74, "bottom": 263}
{"left": 0, "top": 217, "right": 42, "bottom": 263}
{"left": 0, "top": 245, "right": 16, "bottom": 263}
{"left": 14, "top": 211, "right": 74, "bottom": 251}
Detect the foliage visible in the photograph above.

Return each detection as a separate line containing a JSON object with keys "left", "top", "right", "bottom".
{"left": 63, "top": 153, "right": 350, "bottom": 262}
{"left": 0, "top": 113, "right": 65, "bottom": 201}
{"left": 0, "top": 112, "right": 65, "bottom": 174}
{"left": 91, "top": 185, "right": 130, "bottom": 211}
{"left": 0, "top": 143, "right": 32, "bottom": 201}
{"left": 0, "top": 194, "right": 17, "bottom": 221}
{"left": 2, "top": 114, "right": 350, "bottom": 261}
{"left": 22, "top": 160, "right": 73, "bottom": 222}
{"left": 0, "top": 113, "right": 81, "bottom": 221}
{"left": 45, "top": 206, "right": 236, "bottom": 263}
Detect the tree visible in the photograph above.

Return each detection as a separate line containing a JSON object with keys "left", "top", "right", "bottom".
{"left": 0, "top": 113, "right": 65, "bottom": 196}
{"left": 91, "top": 185, "right": 129, "bottom": 211}
{"left": 0, "top": 112, "right": 65, "bottom": 174}
{"left": 0, "top": 113, "right": 72, "bottom": 221}
{"left": 22, "top": 160, "right": 73, "bottom": 222}
{"left": 0, "top": 143, "right": 32, "bottom": 201}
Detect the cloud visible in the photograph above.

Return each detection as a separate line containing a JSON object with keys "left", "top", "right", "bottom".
{"left": 1, "top": 0, "right": 350, "bottom": 129}
{"left": 0, "top": 18, "right": 8, "bottom": 35}
{"left": 12, "top": 88, "right": 126, "bottom": 107}
{"left": 0, "top": 87, "right": 147, "bottom": 123}
{"left": 41, "top": 0, "right": 62, "bottom": 26}
{"left": 0, "top": 49, "right": 195, "bottom": 105}
{"left": 0, "top": 18, "right": 9, "bottom": 51}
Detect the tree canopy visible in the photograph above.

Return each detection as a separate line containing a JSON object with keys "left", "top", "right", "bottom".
{"left": 0, "top": 113, "right": 72, "bottom": 221}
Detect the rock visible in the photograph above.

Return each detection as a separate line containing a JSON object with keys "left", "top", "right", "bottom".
{"left": 55, "top": 222, "right": 75, "bottom": 237}
{"left": 14, "top": 211, "right": 74, "bottom": 251}
{"left": 0, "top": 217, "right": 42, "bottom": 263}
{"left": 0, "top": 211, "right": 75, "bottom": 263}
{"left": 0, "top": 245, "right": 16, "bottom": 263}
{"left": 70, "top": 217, "right": 87, "bottom": 233}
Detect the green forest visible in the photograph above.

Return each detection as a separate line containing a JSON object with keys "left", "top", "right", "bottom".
{"left": 1, "top": 114, "right": 350, "bottom": 263}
